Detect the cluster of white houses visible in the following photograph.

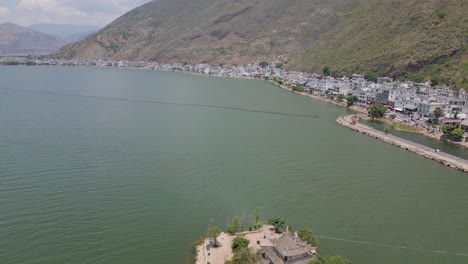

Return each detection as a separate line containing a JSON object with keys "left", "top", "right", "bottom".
{"left": 3, "top": 57, "right": 467, "bottom": 130}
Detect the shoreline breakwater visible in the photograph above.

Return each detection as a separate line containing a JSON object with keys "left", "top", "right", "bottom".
{"left": 337, "top": 115, "right": 468, "bottom": 174}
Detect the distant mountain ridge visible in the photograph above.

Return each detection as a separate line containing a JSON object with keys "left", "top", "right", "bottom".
{"left": 54, "top": 0, "right": 467, "bottom": 88}
{"left": 0, "top": 23, "right": 65, "bottom": 54}
{"left": 29, "top": 24, "right": 100, "bottom": 43}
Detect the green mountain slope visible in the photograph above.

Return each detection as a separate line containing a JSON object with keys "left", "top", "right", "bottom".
{"left": 55, "top": 0, "right": 467, "bottom": 88}
{"left": 290, "top": 0, "right": 467, "bottom": 88}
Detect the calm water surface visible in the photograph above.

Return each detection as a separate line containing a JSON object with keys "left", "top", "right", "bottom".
{"left": 1, "top": 67, "right": 468, "bottom": 264}
{"left": 362, "top": 120, "right": 468, "bottom": 160}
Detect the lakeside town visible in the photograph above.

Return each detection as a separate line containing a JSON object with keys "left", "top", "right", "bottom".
{"left": 2, "top": 56, "right": 467, "bottom": 144}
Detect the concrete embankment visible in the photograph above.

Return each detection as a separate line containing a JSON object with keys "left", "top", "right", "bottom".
{"left": 337, "top": 115, "right": 468, "bottom": 174}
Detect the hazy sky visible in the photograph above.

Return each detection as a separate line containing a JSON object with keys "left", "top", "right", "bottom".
{"left": 0, "top": 0, "right": 151, "bottom": 26}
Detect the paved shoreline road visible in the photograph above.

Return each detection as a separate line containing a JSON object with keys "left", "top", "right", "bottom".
{"left": 337, "top": 115, "right": 468, "bottom": 174}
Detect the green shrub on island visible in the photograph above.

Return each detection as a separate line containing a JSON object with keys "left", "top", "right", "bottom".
{"left": 226, "top": 216, "right": 241, "bottom": 235}
{"left": 226, "top": 236, "right": 256, "bottom": 264}
{"left": 231, "top": 236, "right": 250, "bottom": 253}
{"left": 297, "top": 228, "right": 318, "bottom": 246}
{"left": 207, "top": 219, "right": 221, "bottom": 247}
{"left": 250, "top": 207, "right": 263, "bottom": 230}
{"left": 226, "top": 207, "right": 264, "bottom": 234}
{"left": 268, "top": 216, "right": 286, "bottom": 232}
{"left": 225, "top": 246, "right": 256, "bottom": 264}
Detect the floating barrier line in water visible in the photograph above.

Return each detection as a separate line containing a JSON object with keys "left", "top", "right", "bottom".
{"left": 316, "top": 235, "right": 468, "bottom": 256}
{"left": 0, "top": 87, "right": 319, "bottom": 119}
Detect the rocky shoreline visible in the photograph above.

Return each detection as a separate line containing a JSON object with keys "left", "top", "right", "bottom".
{"left": 337, "top": 115, "right": 468, "bottom": 174}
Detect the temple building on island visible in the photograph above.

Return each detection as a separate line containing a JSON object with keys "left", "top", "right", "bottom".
{"left": 259, "top": 231, "right": 317, "bottom": 264}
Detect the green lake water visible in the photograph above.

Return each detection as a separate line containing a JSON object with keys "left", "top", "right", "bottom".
{"left": 1, "top": 67, "right": 468, "bottom": 264}
{"left": 362, "top": 120, "right": 468, "bottom": 160}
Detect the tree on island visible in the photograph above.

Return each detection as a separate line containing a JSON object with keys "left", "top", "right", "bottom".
{"left": 297, "top": 228, "right": 318, "bottom": 246}
{"left": 207, "top": 219, "right": 221, "bottom": 247}
{"left": 226, "top": 216, "right": 241, "bottom": 235}
{"left": 250, "top": 207, "right": 262, "bottom": 230}
{"left": 231, "top": 236, "right": 250, "bottom": 253}
{"left": 433, "top": 107, "right": 444, "bottom": 120}
{"left": 225, "top": 236, "right": 257, "bottom": 264}
{"left": 254, "top": 208, "right": 261, "bottom": 223}
{"left": 346, "top": 95, "right": 358, "bottom": 107}
{"left": 368, "top": 104, "right": 387, "bottom": 118}
{"left": 226, "top": 247, "right": 257, "bottom": 264}
{"left": 268, "top": 216, "right": 286, "bottom": 232}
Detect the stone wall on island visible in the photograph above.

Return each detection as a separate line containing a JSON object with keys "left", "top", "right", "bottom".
{"left": 337, "top": 115, "right": 468, "bottom": 174}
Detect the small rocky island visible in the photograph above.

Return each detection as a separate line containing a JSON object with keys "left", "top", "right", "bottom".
{"left": 195, "top": 209, "right": 351, "bottom": 264}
